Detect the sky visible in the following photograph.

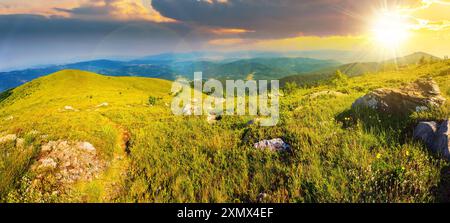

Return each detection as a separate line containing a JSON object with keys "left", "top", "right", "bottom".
{"left": 0, "top": 0, "right": 449, "bottom": 70}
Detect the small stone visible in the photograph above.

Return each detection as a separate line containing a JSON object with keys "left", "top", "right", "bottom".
{"left": 40, "top": 158, "right": 57, "bottom": 169}
{"left": 64, "top": 106, "right": 75, "bottom": 111}
{"left": 16, "top": 138, "right": 25, "bottom": 148}
{"left": 416, "top": 106, "right": 429, "bottom": 112}
{"left": 0, "top": 134, "right": 17, "bottom": 143}
{"left": 96, "top": 102, "right": 109, "bottom": 107}
{"left": 254, "top": 138, "right": 291, "bottom": 152}
{"left": 79, "top": 142, "right": 96, "bottom": 152}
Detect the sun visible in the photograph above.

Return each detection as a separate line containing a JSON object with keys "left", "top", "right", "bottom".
{"left": 371, "top": 10, "right": 411, "bottom": 48}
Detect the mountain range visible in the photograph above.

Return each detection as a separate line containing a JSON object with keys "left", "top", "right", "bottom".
{"left": 0, "top": 55, "right": 340, "bottom": 92}
{"left": 0, "top": 51, "right": 440, "bottom": 92}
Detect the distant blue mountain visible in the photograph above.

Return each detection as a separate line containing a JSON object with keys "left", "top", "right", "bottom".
{"left": 0, "top": 51, "right": 345, "bottom": 92}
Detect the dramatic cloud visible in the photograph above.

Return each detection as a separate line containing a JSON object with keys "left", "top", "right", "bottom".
{"left": 151, "top": 0, "right": 424, "bottom": 38}
{"left": 55, "top": 0, "right": 174, "bottom": 22}
{"left": 0, "top": 0, "right": 174, "bottom": 22}
{"left": 0, "top": 0, "right": 449, "bottom": 70}
{"left": 0, "top": 14, "right": 212, "bottom": 70}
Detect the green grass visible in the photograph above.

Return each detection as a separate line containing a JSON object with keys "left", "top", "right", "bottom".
{"left": 0, "top": 61, "right": 449, "bottom": 203}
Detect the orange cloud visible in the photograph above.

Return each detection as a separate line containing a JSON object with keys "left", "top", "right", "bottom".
{"left": 0, "top": 0, "right": 84, "bottom": 16}
{"left": 209, "top": 28, "right": 254, "bottom": 35}
{"left": 102, "top": 0, "right": 175, "bottom": 22}
{"left": 0, "top": 0, "right": 175, "bottom": 22}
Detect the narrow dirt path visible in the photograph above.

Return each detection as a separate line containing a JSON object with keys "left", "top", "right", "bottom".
{"left": 74, "top": 115, "right": 132, "bottom": 202}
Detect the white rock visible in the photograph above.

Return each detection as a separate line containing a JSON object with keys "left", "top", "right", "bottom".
{"left": 64, "top": 106, "right": 75, "bottom": 111}
{"left": 40, "top": 158, "right": 57, "bottom": 169}
{"left": 96, "top": 102, "right": 109, "bottom": 107}
{"left": 0, "top": 134, "right": 17, "bottom": 143}
{"left": 79, "top": 142, "right": 96, "bottom": 152}
{"left": 16, "top": 138, "right": 25, "bottom": 148}
{"left": 254, "top": 138, "right": 291, "bottom": 152}
{"left": 41, "top": 142, "right": 54, "bottom": 152}
{"left": 416, "top": 106, "right": 429, "bottom": 112}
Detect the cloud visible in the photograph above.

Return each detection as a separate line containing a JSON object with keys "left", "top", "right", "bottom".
{"left": 0, "top": 14, "right": 212, "bottom": 70}
{"left": 55, "top": 0, "right": 174, "bottom": 22}
{"left": 0, "top": 0, "right": 448, "bottom": 70}
{"left": 395, "top": 0, "right": 450, "bottom": 31}
{"left": 151, "top": 0, "right": 425, "bottom": 38}
{"left": 0, "top": 0, "right": 174, "bottom": 22}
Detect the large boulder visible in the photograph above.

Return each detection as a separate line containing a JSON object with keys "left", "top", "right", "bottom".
{"left": 414, "top": 119, "right": 450, "bottom": 159}
{"left": 352, "top": 78, "right": 446, "bottom": 115}
{"left": 435, "top": 120, "right": 450, "bottom": 158}
{"left": 413, "top": 121, "right": 438, "bottom": 150}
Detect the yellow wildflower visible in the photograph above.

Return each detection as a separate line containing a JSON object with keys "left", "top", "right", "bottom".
{"left": 376, "top": 153, "right": 382, "bottom": 159}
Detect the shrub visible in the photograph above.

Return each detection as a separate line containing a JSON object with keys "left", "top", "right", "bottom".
{"left": 330, "top": 70, "right": 348, "bottom": 87}
{"left": 284, "top": 82, "right": 298, "bottom": 95}
{"left": 148, "top": 96, "right": 158, "bottom": 106}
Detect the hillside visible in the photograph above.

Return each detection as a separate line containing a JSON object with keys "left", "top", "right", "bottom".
{"left": 280, "top": 52, "right": 442, "bottom": 87}
{"left": 201, "top": 58, "right": 340, "bottom": 80}
{"left": 0, "top": 61, "right": 449, "bottom": 202}
{"left": 383, "top": 52, "right": 441, "bottom": 65}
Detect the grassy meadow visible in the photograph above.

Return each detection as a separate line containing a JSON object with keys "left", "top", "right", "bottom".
{"left": 0, "top": 60, "right": 449, "bottom": 203}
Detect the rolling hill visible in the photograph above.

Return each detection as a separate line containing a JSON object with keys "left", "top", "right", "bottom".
{"left": 383, "top": 52, "right": 441, "bottom": 65}
{"left": 0, "top": 60, "right": 449, "bottom": 202}
{"left": 280, "top": 52, "right": 443, "bottom": 87}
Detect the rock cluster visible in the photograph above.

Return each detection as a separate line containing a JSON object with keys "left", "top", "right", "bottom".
{"left": 31, "top": 140, "right": 106, "bottom": 184}
{"left": 352, "top": 78, "right": 446, "bottom": 115}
